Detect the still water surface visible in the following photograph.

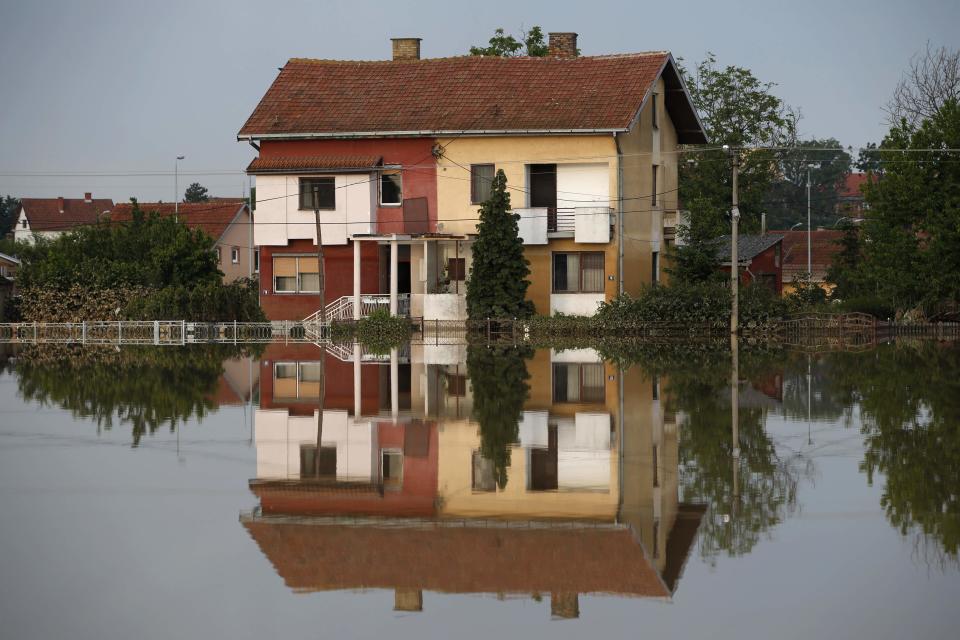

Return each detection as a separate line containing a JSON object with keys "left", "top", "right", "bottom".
{"left": 0, "top": 341, "right": 958, "bottom": 639}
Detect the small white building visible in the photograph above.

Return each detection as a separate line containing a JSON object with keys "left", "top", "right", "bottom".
{"left": 15, "top": 193, "right": 113, "bottom": 244}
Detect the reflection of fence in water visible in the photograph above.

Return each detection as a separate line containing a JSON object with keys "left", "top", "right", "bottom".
{"left": 0, "top": 321, "right": 313, "bottom": 345}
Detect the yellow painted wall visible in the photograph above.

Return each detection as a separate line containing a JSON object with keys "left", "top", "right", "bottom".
{"left": 523, "top": 238, "right": 619, "bottom": 316}
{"left": 525, "top": 349, "right": 620, "bottom": 416}
{"left": 435, "top": 135, "right": 618, "bottom": 236}
{"left": 616, "top": 77, "right": 679, "bottom": 295}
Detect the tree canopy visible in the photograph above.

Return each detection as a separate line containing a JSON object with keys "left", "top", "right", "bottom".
{"left": 885, "top": 42, "right": 960, "bottom": 129}
{"left": 466, "top": 169, "right": 534, "bottom": 319}
{"left": 0, "top": 195, "right": 20, "bottom": 238}
{"left": 184, "top": 182, "right": 209, "bottom": 203}
{"left": 469, "top": 26, "right": 550, "bottom": 57}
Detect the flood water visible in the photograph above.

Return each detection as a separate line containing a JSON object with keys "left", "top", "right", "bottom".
{"left": 1, "top": 339, "right": 958, "bottom": 639}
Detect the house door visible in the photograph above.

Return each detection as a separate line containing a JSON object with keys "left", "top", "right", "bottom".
{"left": 529, "top": 164, "right": 558, "bottom": 231}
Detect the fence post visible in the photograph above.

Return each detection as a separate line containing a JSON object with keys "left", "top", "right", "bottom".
{"left": 33, "top": 321, "right": 37, "bottom": 343}
{"left": 117, "top": 320, "right": 122, "bottom": 345}
{"left": 181, "top": 320, "right": 185, "bottom": 345}
{"left": 154, "top": 321, "right": 160, "bottom": 345}
{"left": 82, "top": 321, "right": 86, "bottom": 344}
{"left": 233, "top": 320, "right": 237, "bottom": 345}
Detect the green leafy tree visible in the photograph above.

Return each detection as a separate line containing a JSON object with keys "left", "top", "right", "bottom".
{"left": 825, "top": 222, "right": 865, "bottom": 299}
{"left": 469, "top": 25, "right": 551, "bottom": 57}
{"left": 672, "top": 53, "right": 799, "bottom": 282}
{"left": 0, "top": 195, "right": 21, "bottom": 238}
{"left": 466, "top": 169, "right": 534, "bottom": 319}
{"left": 466, "top": 344, "right": 532, "bottom": 489}
{"left": 851, "top": 100, "right": 960, "bottom": 313}
{"left": 184, "top": 182, "right": 209, "bottom": 203}
{"left": 765, "top": 139, "right": 852, "bottom": 229}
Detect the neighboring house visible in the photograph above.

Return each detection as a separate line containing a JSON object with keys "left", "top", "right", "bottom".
{"left": 0, "top": 251, "right": 19, "bottom": 281}
{"left": 836, "top": 172, "right": 872, "bottom": 220}
{"left": 243, "top": 342, "right": 704, "bottom": 615}
{"left": 714, "top": 233, "right": 784, "bottom": 295}
{"left": 777, "top": 229, "right": 845, "bottom": 295}
{"left": 239, "top": 33, "right": 706, "bottom": 320}
{"left": 109, "top": 201, "right": 255, "bottom": 283}
{"left": 15, "top": 193, "right": 113, "bottom": 244}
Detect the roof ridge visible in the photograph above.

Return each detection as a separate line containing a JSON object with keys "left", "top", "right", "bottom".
{"left": 286, "top": 51, "right": 669, "bottom": 65}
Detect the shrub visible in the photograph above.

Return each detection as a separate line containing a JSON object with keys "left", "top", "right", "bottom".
{"left": 330, "top": 309, "right": 413, "bottom": 354}
{"left": 124, "top": 278, "right": 265, "bottom": 322}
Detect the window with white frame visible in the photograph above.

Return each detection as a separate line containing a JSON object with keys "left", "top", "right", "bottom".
{"left": 253, "top": 249, "right": 260, "bottom": 273}
{"left": 273, "top": 256, "right": 319, "bottom": 293}
{"left": 231, "top": 247, "right": 239, "bottom": 264}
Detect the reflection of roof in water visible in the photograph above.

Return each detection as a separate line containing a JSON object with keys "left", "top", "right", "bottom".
{"left": 241, "top": 514, "right": 674, "bottom": 598}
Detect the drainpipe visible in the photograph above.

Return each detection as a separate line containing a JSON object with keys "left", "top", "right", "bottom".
{"left": 615, "top": 134, "right": 624, "bottom": 297}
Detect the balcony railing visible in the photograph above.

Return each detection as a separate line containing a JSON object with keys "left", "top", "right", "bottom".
{"left": 548, "top": 207, "right": 575, "bottom": 233}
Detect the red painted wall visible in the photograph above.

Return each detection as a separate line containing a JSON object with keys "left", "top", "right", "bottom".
{"left": 259, "top": 138, "right": 438, "bottom": 234}
{"left": 717, "top": 242, "right": 783, "bottom": 295}
{"left": 259, "top": 239, "right": 380, "bottom": 320}
{"left": 258, "top": 342, "right": 382, "bottom": 415}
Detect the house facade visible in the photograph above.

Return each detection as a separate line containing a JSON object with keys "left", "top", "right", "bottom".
{"left": 715, "top": 233, "right": 785, "bottom": 295}
{"left": 109, "top": 201, "right": 255, "bottom": 283}
{"left": 239, "top": 34, "right": 706, "bottom": 321}
{"left": 15, "top": 193, "right": 113, "bottom": 244}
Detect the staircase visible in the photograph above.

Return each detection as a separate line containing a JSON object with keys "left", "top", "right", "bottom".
{"left": 302, "top": 294, "right": 411, "bottom": 344}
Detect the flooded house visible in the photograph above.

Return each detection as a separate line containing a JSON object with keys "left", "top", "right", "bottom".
{"left": 238, "top": 34, "right": 707, "bottom": 321}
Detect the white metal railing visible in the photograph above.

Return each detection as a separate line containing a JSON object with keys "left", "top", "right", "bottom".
{"left": 303, "top": 294, "right": 411, "bottom": 326}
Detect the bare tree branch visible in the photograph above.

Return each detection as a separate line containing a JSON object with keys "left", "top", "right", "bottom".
{"left": 884, "top": 42, "right": 960, "bottom": 128}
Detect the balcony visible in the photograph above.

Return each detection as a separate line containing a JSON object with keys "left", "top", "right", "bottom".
{"left": 517, "top": 207, "right": 614, "bottom": 245}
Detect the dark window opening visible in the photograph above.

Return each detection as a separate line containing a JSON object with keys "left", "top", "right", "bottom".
{"left": 553, "top": 363, "right": 605, "bottom": 403}
{"left": 299, "top": 177, "right": 335, "bottom": 210}
{"left": 530, "top": 425, "right": 559, "bottom": 491}
{"left": 300, "top": 445, "right": 337, "bottom": 478}
{"left": 380, "top": 170, "right": 403, "bottom": 206}
{"left": 552, "top": 252, "right": 604, "bottom": 293}
{"left": 529, "top": 164, "right": 558, "bottom": 231}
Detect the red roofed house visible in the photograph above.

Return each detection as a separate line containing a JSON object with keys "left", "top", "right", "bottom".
{"left": 836, "top": 172, "right": 872, "bottom": 219}
{"left": 239, "top": 34, "right": 706, "bottom": 321}
{"left": 777, "top": 229, "right": 846, "bottom": 295}
{"left": 14, "top": 193, "right": 114, "bottom": 244}
{"left": 110, "top": 200, "right": 254, "bottom": 283}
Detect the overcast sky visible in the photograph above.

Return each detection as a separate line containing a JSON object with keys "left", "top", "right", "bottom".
{"left": 1, "top": 0, "right": 957, "bottom": 202}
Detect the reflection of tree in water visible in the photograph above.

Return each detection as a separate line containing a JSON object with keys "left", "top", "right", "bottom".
{"left": 14, "top": 344, "right": 255, "bottom": 446}
{"left": 614, "top": 343, "right": 806, "bottom": 563}
{"left": 465, "top": 344, "right": 531, "bottom": 489}
{"left": 826, "top": 343, "right": 960, "bottom": 564}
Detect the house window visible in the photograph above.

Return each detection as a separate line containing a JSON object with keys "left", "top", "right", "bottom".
{"left": 472, "top": 451, "right": 497, "bottom": 492}
{"left": 552, "top": 363, "right": 606, "bottom": 403}
{"left": 231, "top": 247, "right": 239, "bottom": 264}
{"left": 300, "top": 445, "right": 337, "bottom": 478}
{"left": 447, "top": 257, "right": 466, "bottom": 281}
{"left": 253, "top": 249, "right": 260, "bottom": 273}
{"left": 273, "top": 256, "right": 319, "bottom": 293}
{"left": 471, "top": 164, "right": 495, "bottom": 204}
{"left": 379, "top": 169, "right": 403, "bottom": 206}
{"left": 446, "top": 372, "right": 467, "bottom": 397}
{"left": 552, "top": 252, "right": 604, "bottom": 293}
{"left": 21, "top": 219, "right": 27, "bottom": 229}
{"left": 273, "top": 361, "right": 322, "bottom": 400}
{"left": 299, "top": 177, "right": 336, "bottom": 210}
{"left": 652, "top": 93, "right": 659, "bottom": 129}
{"left": 381, "top": 449, "right": 403, "bottom": 491}
{"left": 651, "top": 165, "right": 658, "bottom": 206}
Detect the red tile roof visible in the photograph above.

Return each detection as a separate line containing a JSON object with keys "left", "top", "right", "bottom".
{"left": 839, "top": 172, "right": 872, "bottom": 198}
{"left": 239, "top": 53, "right": 701, "bottom": 139}
{"left": 109, "top": 201, "right": 247, "bottom": 240}
{"left": 242, "top": 517, "right": 671, "bottom": 598}
{"left": 775, "top": 229, "right": 845, "bottom": 282}
{"left": 20, "top": 197, "right": 114, "bottom": 232}
{"left": 247, "top": 155, "right": 382, "bottom": 174}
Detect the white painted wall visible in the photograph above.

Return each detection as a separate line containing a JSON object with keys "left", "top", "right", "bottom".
{"left": 550, "top": 293, "right": 605, "bottom": 316}
{"left": 574, "top": 206, "right": 611, "bottom": 243}
{"left": 516, "top": 207, "right": 548, "bottom": 245}
{"left": 520, "top": 412, "right": 611, "bottom": 491}
{"left": 422, "top": 293, "right": 467, "bottom": 321}
{"left": 254, "top": 409, "right": 374, "bottom": 481}
{"left": 556, "top": 163, "right": 610, "bottom": 209}
{"left": 253, "top": 174, "right": 376, "bottom": 247}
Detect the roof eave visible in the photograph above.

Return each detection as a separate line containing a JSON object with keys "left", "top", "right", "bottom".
{"left": 238, "top": 128, "right": 626, "bottom": 142}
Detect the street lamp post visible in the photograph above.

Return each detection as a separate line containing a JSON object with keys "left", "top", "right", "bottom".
{"left": 806, "top": 164, "right": 813, "bottom": 278}
{"left": 175, "top": 155, "right": 185, "bottom": 222}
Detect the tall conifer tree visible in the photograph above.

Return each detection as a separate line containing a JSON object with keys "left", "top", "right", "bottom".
{"left": 466, "top": 169, "right": 534, "bottom": 319}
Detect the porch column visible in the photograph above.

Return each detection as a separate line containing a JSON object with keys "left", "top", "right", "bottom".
{"left": 353, "top": 343, "right": 362, "bottom": 417}
{"left": 389, "top": 237, "right": 399, "bottom": 315}
{"left": 353, "top": 238, "right": 361, "bottom": 320}
{"left": 390, "top": 347, "right": 399, "bottom": 418}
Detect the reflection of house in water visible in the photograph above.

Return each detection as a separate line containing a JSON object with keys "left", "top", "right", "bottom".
{"left": 242, "top": 344, "right": 704, "bottom": 618}
{"left": 209, "top": 357, "right": 260, "bottom": 407}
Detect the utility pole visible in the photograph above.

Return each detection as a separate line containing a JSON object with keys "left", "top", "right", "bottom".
{"left": 313, "top": 186, "right": 327, "bottom": 323}
{"left": 312, "top": 185, "right": 327, "bottom": 479}
{"left": 174, "top": 155, "right": 184, "bottom": 222}
{"left": 729, "top": 146, "right": 740, "bottom": 335}
{"left": 807, "top": 165, "right": 812, "bottom": 278}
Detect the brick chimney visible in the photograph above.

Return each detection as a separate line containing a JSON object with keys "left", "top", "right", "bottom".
{"left": 548, "top": 32, "right": 578, "bottom": 58}
{"left": 84, "top": 192, "right": 92, "bottom": 203}
{"left": 57, "top": 197, "right": 64, "bottom": 213}
{"left": 391, "top": 38, "right": 422, "bottom": 61}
